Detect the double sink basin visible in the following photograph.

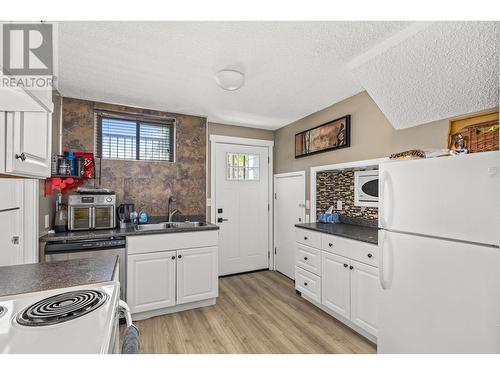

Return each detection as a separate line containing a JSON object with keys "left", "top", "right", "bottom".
{"left": 135, "top": 221, "right": 207, "bottom": 231}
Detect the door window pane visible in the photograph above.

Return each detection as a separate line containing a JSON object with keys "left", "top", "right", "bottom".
{"left": 226, "top": 153, "right": 260, "bottom": 181}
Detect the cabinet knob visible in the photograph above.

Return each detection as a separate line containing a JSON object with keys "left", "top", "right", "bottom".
{"left": 304, "top": 236, "right": 308, "bottom": 240}
{"left": 343, "top": 264, "right": 348, "bottom": 268}
{"left": 15, "top": 153, "right": 26, "bottom": 161}
{"left": 178, "top": 254, "right": 182, "bottom": 259}
{"left": 303, "top": 256, "right": 308, "bottom": 261}
{"left": 303, "top": 282, "right": 308, "bottom": 286}
{"left": 367, "top": 253, "right": 373, "bottom": 258}
{"left": 349, "top": 265, "right": 354, "bottom": 270}
{"left": 328, "top": 243, "right": 333, "bottom": 247}
{"left": 171, "top": 256, "right": 175, "bottom": 260}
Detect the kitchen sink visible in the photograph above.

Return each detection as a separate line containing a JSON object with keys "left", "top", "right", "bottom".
{"left": 135, "top": 221, "right": 207, "bottom": 231}
{"left": 135, "top": 223, "right": 172, "bottom": 231}
{"left": 170, "top": 221, "right": 207, "bottom": 228}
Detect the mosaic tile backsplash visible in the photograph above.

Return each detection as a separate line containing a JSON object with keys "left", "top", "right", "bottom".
{"left": 316, "top": 170, "right": 378, "bottom": 220}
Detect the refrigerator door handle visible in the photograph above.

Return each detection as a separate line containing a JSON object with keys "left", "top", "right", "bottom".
{"left": 379, "top": 170, "right": 394, "bottom": 229}
{"left": 379, "top": 230, "right": 389, "bottom": 290}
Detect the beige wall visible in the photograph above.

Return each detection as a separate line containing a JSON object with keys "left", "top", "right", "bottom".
{"left": 206, "top": 122, "right": 275, "bottom": 218}
{"left": 274, "top": 91, "right": 451, "bottom": 214}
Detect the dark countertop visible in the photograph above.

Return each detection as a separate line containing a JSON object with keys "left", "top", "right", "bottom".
{"left": 40, "top": 222, "right": 219, "bottom": 243}
{"left": 295, "top": 222, "right": 378, "bottom": 245}
{"left": 0, "top": 256, "right": 118, "bottom": 297}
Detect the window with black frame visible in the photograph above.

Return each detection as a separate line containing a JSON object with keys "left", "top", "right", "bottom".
{"left": 95, "top": 111, "right": 175, "bottom": 162}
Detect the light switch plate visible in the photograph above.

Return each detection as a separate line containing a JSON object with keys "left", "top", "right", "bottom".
{"left": 305, "top": 214, "right": 310, "bottom": 223}
{"left": 336, "top": 200, "right": 343, "bottom": 211}
{"left": 44, "top": 214, "right": 50, "bottom": 229}
{"left": 305, "top": 200, "right": 310, "bottom": 209}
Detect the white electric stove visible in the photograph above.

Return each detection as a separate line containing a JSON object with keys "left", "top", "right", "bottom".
{"left": 0, "top": 281, "right": 120, "bottom": 354}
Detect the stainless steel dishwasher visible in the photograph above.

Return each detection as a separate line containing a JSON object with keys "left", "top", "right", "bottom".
{"left": 44, "top": 236, "right": 127, "bottom": 300}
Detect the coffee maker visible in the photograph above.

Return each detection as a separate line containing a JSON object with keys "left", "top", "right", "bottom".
{"left": 117, "top": 204, "right": 134, "bottom": 227}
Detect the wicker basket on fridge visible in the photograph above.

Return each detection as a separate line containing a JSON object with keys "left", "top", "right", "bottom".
{"left": 458, "top": 120, "right": 499, "bottom": 153}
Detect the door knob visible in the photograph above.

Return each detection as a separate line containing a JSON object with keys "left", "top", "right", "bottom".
{"left": 15, "top": 153, "right": 26, "bottom": 161}
{"left": 217, "top": 218, "right": 229, "bottom": 223}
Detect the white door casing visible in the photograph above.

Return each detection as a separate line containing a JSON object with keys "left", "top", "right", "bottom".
{"left": 274, "top": 171, "right": 305, "bottom": 279}
{"left": 211, "top": 136, "right": 273, "bottom": 276}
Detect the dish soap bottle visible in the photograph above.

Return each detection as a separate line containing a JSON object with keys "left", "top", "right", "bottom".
{"left": 138, "top": 204, "right": 149, "bottom": 224}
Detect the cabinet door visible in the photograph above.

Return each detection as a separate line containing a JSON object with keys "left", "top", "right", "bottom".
{"left": 321, "top": 251, "right": 350, "bottom": 319}
{"left": 127, "top": 251, "right": 176, "bottom": 314}
{"left": 5, "top": 111, "right": 52, "bottom": 178}
{"left": 177, "top": 247, "right": 218, "bottom": 305}
{"left": 350, "top": 260, "right": 379, "bottom": 336}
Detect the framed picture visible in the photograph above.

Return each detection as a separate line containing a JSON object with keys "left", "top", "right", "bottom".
{"left": 295, "top": 115, "right": 351, "bottom": 158}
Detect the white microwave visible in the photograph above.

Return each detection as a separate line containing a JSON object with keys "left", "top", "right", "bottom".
{"left": 354, "top": 170, "right": 379, "bottom": 207}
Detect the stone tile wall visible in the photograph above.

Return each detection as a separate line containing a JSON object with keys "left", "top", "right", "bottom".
{"left": 62, "top": 97, "right": 206, "bottom": 217}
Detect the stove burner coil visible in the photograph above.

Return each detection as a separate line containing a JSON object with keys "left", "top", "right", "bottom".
{"left": 16, "top": 290, "right": 108, "bottom": 326}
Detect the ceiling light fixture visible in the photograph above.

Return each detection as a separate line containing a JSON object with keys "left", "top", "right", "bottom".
{"left": 215, "top": 69, "right": 245, "bottom": 91}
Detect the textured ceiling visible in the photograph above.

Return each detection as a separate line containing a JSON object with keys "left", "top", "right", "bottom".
{"left": 57, "top": 21, "right": 411, "bottom": 129}
{"left": 352, "top": 22, "right": 499, "bottom": 129}
{"left": 57, "top": 21, "right": 499, "bottom": 130}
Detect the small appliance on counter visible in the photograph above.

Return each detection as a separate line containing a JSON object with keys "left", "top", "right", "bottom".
{"left": 68, "top": 193, "right": 116, "bottom": 231}
{"left": 117, "top": 203, "right": 135, "bottom": 228}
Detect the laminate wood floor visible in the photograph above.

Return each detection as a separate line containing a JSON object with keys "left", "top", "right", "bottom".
{"left": 130, "top": 270, "right": 376, "bottom": 354}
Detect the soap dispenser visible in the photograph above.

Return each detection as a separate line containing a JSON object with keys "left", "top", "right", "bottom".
{"left": 138, "top": 204, "right": 149, "bottom": 224}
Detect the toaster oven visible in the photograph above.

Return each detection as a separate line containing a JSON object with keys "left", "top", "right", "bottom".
{"left": 68, "top": 194, "right": 116, "bottom": 231}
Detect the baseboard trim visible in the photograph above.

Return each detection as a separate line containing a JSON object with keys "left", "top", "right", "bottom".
{"left": 219, "top": 268, "right": 269, "bottom": 278}
{"left": 131, "top": 298, "right": 217, "bottom": 321}
{"left": 302, "top": 294, "right": 377, "bottom": 344}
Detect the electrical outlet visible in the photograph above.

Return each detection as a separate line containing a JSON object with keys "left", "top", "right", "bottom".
{"left": 336, "top": 200, "right": 343, "bottom": 211}
{"left": 44, "top": 214, "right": 50, "bottom": 229}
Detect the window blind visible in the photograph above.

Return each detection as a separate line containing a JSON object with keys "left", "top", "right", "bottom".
{"left": 95, "top": 111, "right": 175, "bottom": 162}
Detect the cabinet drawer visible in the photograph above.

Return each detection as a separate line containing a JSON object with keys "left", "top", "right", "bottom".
{"left": 295, "top": 228, "right": 321, "bottom": 249}
{"left": 321, "top": 234, "right": 378, "bottom": 267}
{"left": 296, "top": 243, "right": 321, "bottom": 276}
{"left": 295, "top": 266, "right": 321, "bottom": 304}
{"left": 127, "top": 230, "right": 219, "bottom": 255}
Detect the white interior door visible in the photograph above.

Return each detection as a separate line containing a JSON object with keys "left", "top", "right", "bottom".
{"left": 274, "top": 172, "right": 305, "bottom": 279}
{"left": 215, "top": 142, "right": 269, "bottom": 276}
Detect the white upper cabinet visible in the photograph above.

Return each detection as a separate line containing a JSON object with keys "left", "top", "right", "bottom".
{"left": 2, "top": 111, "right": 52, "bottom": 178}
{"left": 0, "top": 86, "right": 53, "bottom": 112}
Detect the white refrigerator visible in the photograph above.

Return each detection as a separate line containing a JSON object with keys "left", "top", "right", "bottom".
{"left": 378, "top": 151, "right": 500, "bottom": 353}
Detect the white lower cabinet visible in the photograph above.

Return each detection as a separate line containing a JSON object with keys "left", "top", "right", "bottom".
{"left": 321, "top": 252, "right": 350, "bottom": 320}
{"left": 295, "top": 228, "right": 379, "bottom": 341}
{"left": 350, "top": 260, "right": 379, "bottom": 336}
{"left": 126, "top": 231, "right": 219, "bottom": 317}
{"left": 177, "top": 246, "right": 218, "bottom": 305}
{"left": 127, "top": 251, "right": 177, "bottom": 314}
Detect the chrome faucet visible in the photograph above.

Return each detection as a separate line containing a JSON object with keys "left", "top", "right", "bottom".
{"left": 167, "top": 196, "right": 181, "bottom": 222}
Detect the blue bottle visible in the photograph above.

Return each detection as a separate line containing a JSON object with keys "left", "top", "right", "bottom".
{"left": 138, "top": 207, "right": 149, "bottom": 224}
